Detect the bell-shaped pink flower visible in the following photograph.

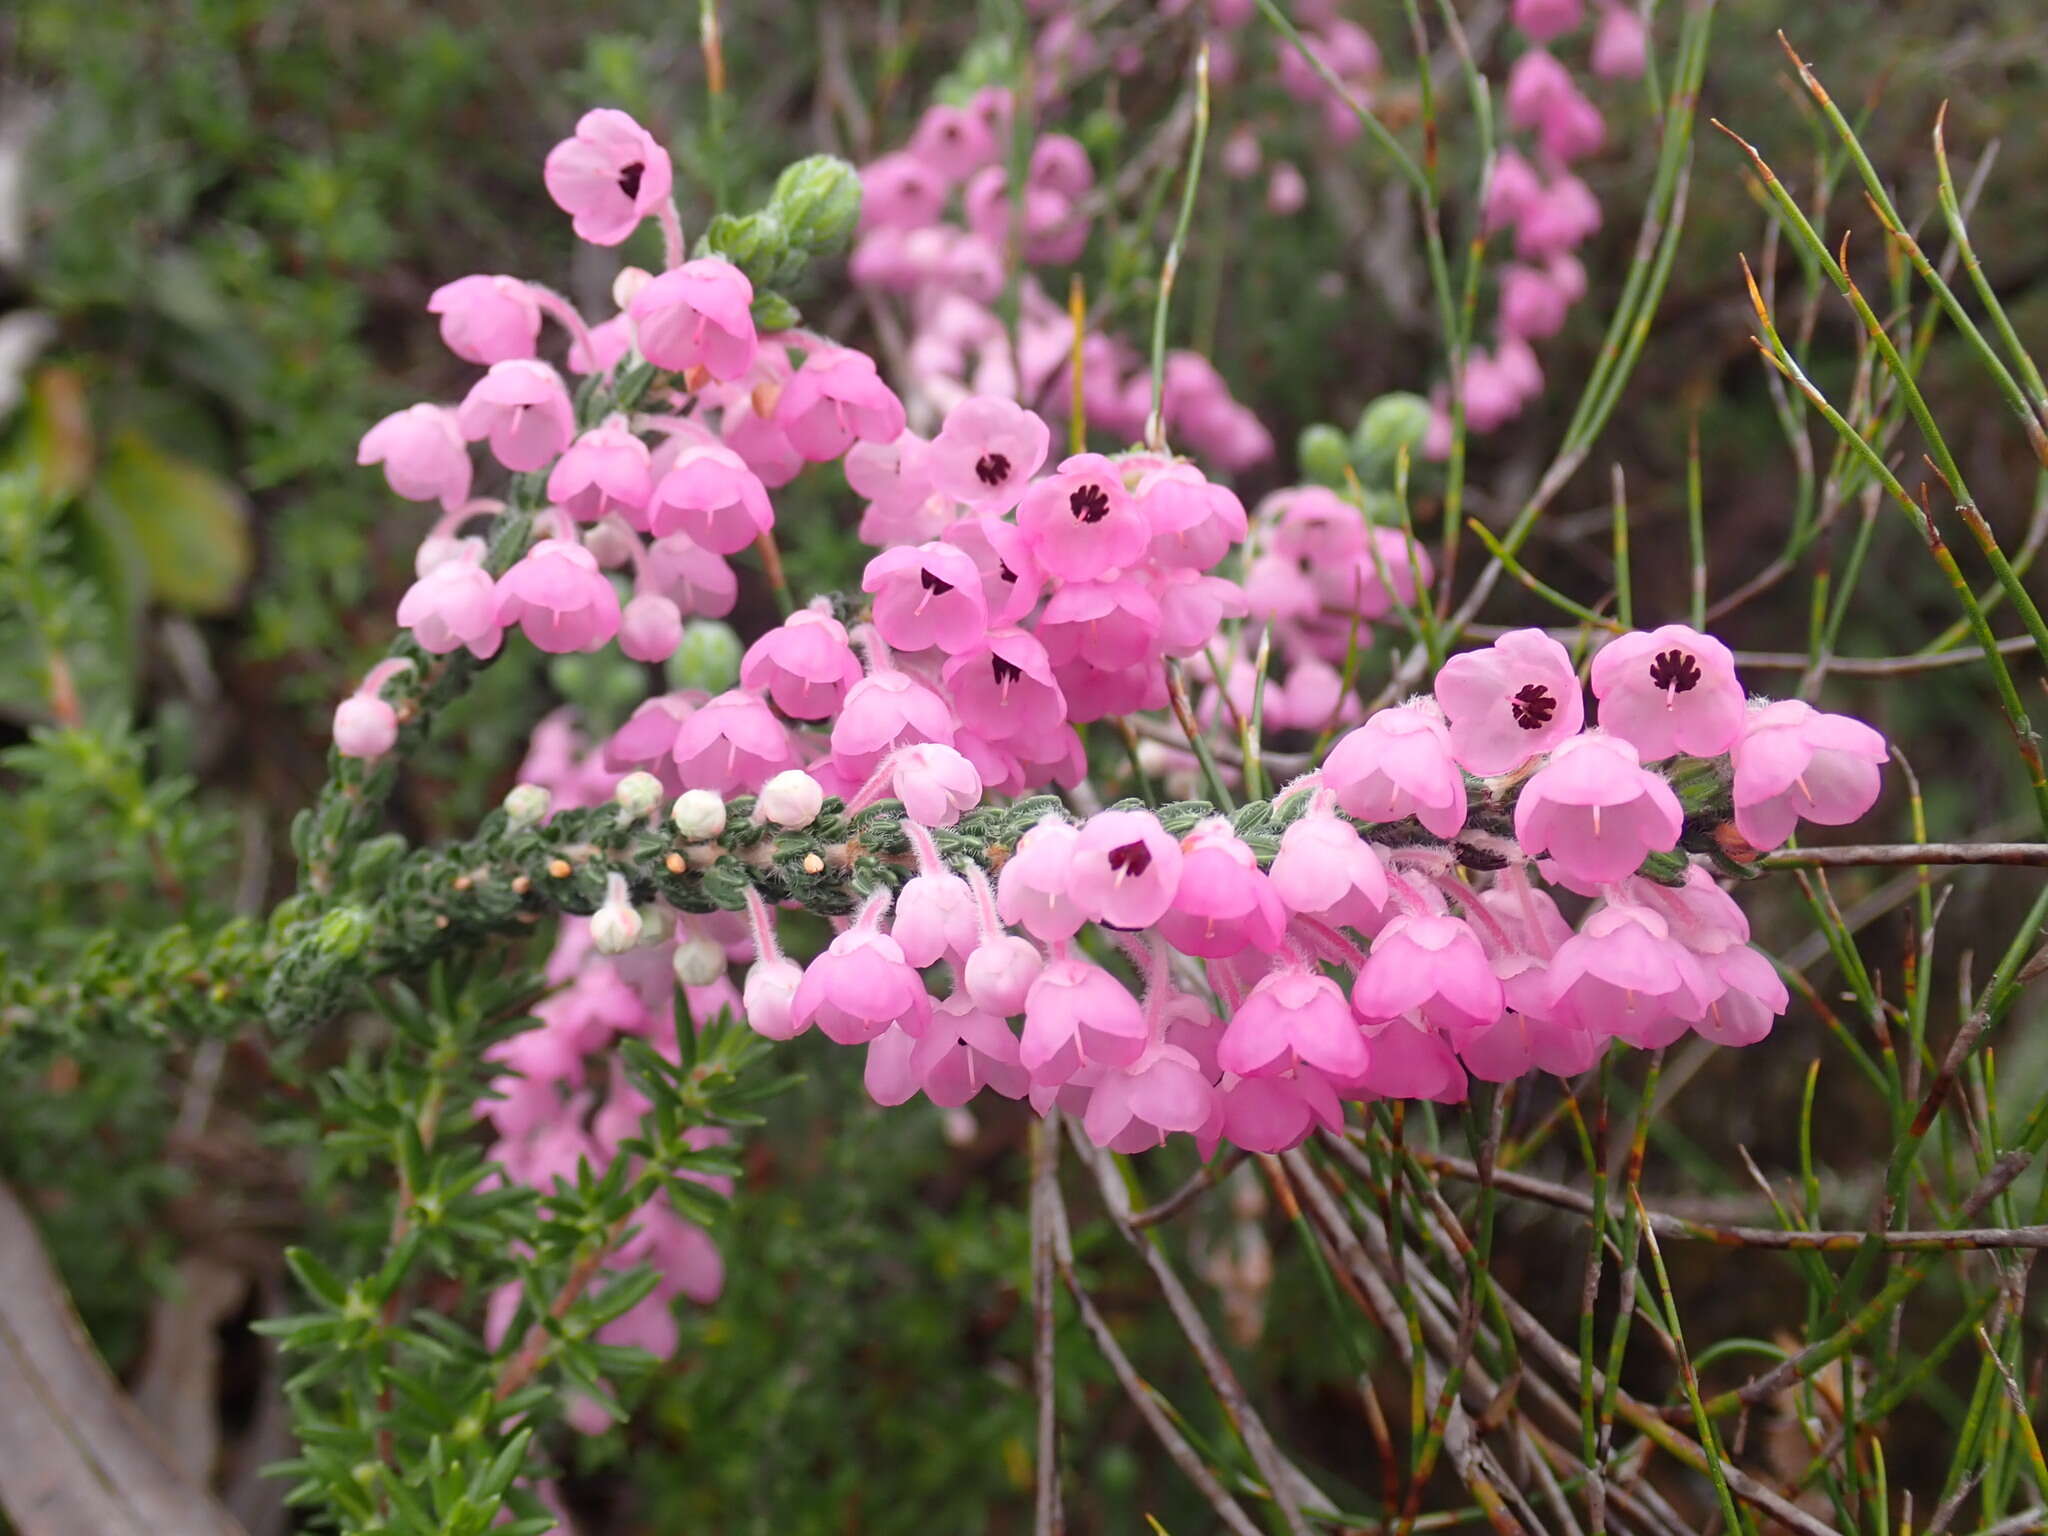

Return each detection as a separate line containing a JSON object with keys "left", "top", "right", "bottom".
{"left": 1269, "top": 812, "right": 1389, "bottom": 928}
{"left": 456, "top": 360, "right": 576, "bottom": 473}
{"left": 859, "top": 152, "right": 949, "bottom": 231}
{"left": 1068, "top": 809, "right": 1184, "bottom": 929}
{"left": 1435, "top": 628, "right": 1586, "bottom": 776}
{"left": 793, "top": 928, "right": 932, "bottom": 1044}
{"left": 647, "top": 444, "right": 775, "bottom": 554}
{"left": 548, "top": 421, "right": 654, "bottom": 524}
{"left": 1355, "top": 1017, "right": 1469, "bottom": 1102}
{"left": 740, "top": 609, "right": 864, "bottom": 720}
{"left": 1017, "top": 452, "right": 1150, "bottom": 581}
{"left": 944, "top": 629, "right": 1068, "bottom": 743}
{"left": 1220, "top": 1071, "right": 1346, "bottom": 1154}
{"left": 1156, "top": 821, "right": 1286, "bottom": 959}
{"left": 831, "top": 670, "right": 956, "bottom": 778}
{"left": 1731, "top": 699, "right": 1888, "bottom": 852}
{"left": 742, "top": 956, "right": 805, "bottom": 1040}
{"left": 604, "top": 694, "right": 695, "bottom": 780}
{"left": 495, "top": 538, "right": 621, "bottom": 653}
{"left": 1035, "top": 578, "right": 1163, "bottom": 671}
{"left": 1352, "top": 913, "right": 1505, "bottom": 1039}
{"left": 965, "top": 934, "right": 1045, "bottom": 1016}
{"left": 647, "top": 533, "right": 737, "bottom": 618}
{"left": 1515, "top": 732, "right": 1682, "bottom": 886}
{"left": 928, "top": 396, "right": 1052, "bottom": 512}
{"left": 1323, "top": 700, "right": 1469, "bottom": 838}
{"left": 1137, "top": 463, "right": 1249, "bottom": 572}
{"left": 1513, "top": 0, "right": 1584, "bottom": 40}
{"left": 670, "top": 689, "right": 796, "bottom": 794}
{"left": 1505, "top": 47, "right": 1575, "bottom": 129}
{"left": 629, "top": 260, "right": 758, "bottom": 381}
{"left": 891, "top": 872, "right": 979, "bottom": 968}
{"left": 428, "top": 275, "right": 541, "bottom": 364}
{"left": 909, "top": 102, "right": 1000, "bottom": 183}
{"left": 997, "top": 820, "right": 1087, "bottom": 942}
{"left": 569, "top": 312, "right": 636, "bottom": 376}
{"left": 1690, "top": 944, "right": 1789, "bottom": 1047}
{"left": 1152, "top": 569, "right": 1251, "bottom": 658}
{"left": 543, "top": 108, "right": 674, "bottom": 246}
{"left": 1591, "top": 2, "right": 1649, "bottom": 79}
{"left": 619, "top": 593, "right": 683, "bottom": 662}
{"left": 776, "top": 348, "right": 907, "bottom": 461}
{"left": 1075, "top": 1043, "right": 1217, "bottom": 1151}
{"left": 1516, "top": 173, "right": 1603, "bottom": 259}
{"left": 398, "top": 545, "right": 503, "bottom": 659}
{"left": 1500, "top": 263, "right": 1572, "bottom": 341}
{"left": 1546, "top": 902, "right": 1708, "bottom": 1048}
{"left": 1590, "top": 624, "right": 1745, "bottom": 761}
{"left": 912, "top": 996, "right": 1030, "bottom": 1106}
{"left": 1539, "top": 86, "right": 1606, "bottom": 162}
{"left": 1220, "top": 969, "right": 1370, "bottom": 1079}
{"left": 358, "top": 403, "right": 472, "bottom": 507}
{"left": 863, "top": 542, "right": 989, "bottom": 654}
{"left": 1021, "top": 953, "right": 1149, "bottom": 1080}
{"left": 1485, "top": 148, "right": 1545, "bottom": 233}
{"left": 887, "top": 743, "right": 984, "bottom": 827}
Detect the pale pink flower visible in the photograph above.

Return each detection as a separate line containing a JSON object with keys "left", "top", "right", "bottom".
{"left": 334, "top": 692, "right": 399, "bottom": 759}
{"left": 1021, "top": 954, "right": 1148, "bottom": 1080}
{"left": 629, "top": 260, "right": 758, "bottom": 381}
{"left": 1689, "top": 944, "right": 1789, "bottom": 1047}
{"left": 1540, "top": 87, "right": 1606, "bottom": 162}
{"left": 1352, "top": 913, "right": 1505, "bottom": 1039}
{"left": 929, "top": 396, "right": 1051, "bottom": 511}
{"left": 1500, "top": 262, "right": 1572, "bottom": 341}
{"left": 1269, "top": 812, "right": 1389, "bottom": 927}
{"left": 884, "top": 743, "right": 982, "bottom": 828}
{"left": 427, "top": 275, "right": 540, "bottom": 364}
{"left": 1152, "top": 569, "right": 1250, "bottom": 658}
{"left": 1546, "top": 902, "right": 1708, "bottom": 1048}
{"left": 1138, "top": 463, "right": 1249, "bottom": 572}
{"left": 1513, "top": 0, "right": 1584, "bottom": 40}
{"left": 891, "top": 873, "right": 979, "bottom": 968}
{"left": 742, "top": 956, "right": 805, "bottom": 1040}
{"left": 1435, "top": 628, "right": 1585, "bottom": 776}
{"left": 965, "top": 934, "right": 1046, "bottom": 1016}
{"left": 1356, "top": 1017, "right": 1469, "bottom": 1102}
{"left": 547, "top": 422, "right": 654, "bottom": 524}
{"left": 909, "top": 996, "right": 1030, "bottom": 1106}
{"left": 1035, "top": 578, "right": 1163, "bottom": 671}
{"left": 943, "top": 629, "right": 1068, "bottom": 743}
{"left": 494, "top": 538, "right": 621, "bottom": 653}
{"left": 1484, "top": 149, "right": 1544, "bottom": 234}
{"left": 670, "top": 689, "right": 796, "bottom": 794}
{"left": 1017, "top": 452, "right": 1151, "bottom": 581}
{"left": 1068, "top": 809, "right": 1184, "bottom": 929}
{"left": 909, "top": 102, "right": 1000, "bottom": 182}
{"left": 1591, "top": 2, "right": 1649, "bottom": 79}
{"left": 543, "top": 108, "right": 674, "bottom": 246}
{"left": 619, "top": 593, "right": 683, "bottom": 662}
{"left": 569, "top": 312, "right": 636, "bottom": 375}
{"left": 1516, "top": 173, "right": 1603, "bottom": 259}
{"left": 1323, "top": 699, "right": 1469, "bottom": 838}
{"left": 358, "top": 403, "right": 472, "bottom": 507}
{"left": 1220, "top": 1071, "right": 1346, "bottom": 1154}
{"left": 793, "top": 928, "right": 932, "bottom": 1044}
{"left": 740, "top": 610, "right": 864, "bottom": 720}
{"left": 1071, "top": 1043, "right": 1217, "bottom": 1151}
{"left": 1590, "top": 623, "right": 1746, "bottom": 761}
{"left": 858, "top": 152, "right": 948, "bottom": 230}
{"left": 456, "top": 360, "right": 576, "bottom": 473}
{"left": 1514, "top": 732, "right": 1682, "bottom": 886}
{"left": 1731, "top": 699, "right": 1888, "bottom": 851}
{"left": 646, "top": 444, "right": 775, "bottom": 554}
{"left": 647, "top": 534, "right": 737, "bottom": 618}
{"left": 1505, "top": 47, "right": 1575, "bottom": 129}
{"left": 862, "top": 541, "right": 989, "bottom": 654}
{"left": 997, "top": 820, "right": 1087, "bottom": 942}
{"left": 397, "top": 546, "right": 503, "bottom": 659}
{"left": 831, "top": 670, "right": 956, "bottom": 778}
{"left": 775, "top": 349, "right": 907, "bottom": 461}
{"left": 1221, "top": 969, "right": 1370, "bottom": 1079}
{"left": 1156, "top": 821, "right": 1286, "bottom": 959}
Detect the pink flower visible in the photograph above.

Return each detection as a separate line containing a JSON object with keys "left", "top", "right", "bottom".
{"left": 619, "top": 593, "right": 683, "bottom": 662}
{"left": 909, "top": 997, "right": 1030, "bottom": 1105}
{"left": 1484, "top": 149, "right": 1544, "bottom": 234}
{"left": 862, "top": 541, "right": 990, "bottom": 654}
{"left": 740, "top": 610, "right": 863, "bottom": 719}
{"left": 569, "top": 312, "right": 636, "bottom": 375}
{"left": 1017, "top": 453, "right": 1150, "bottom": 581}
{"left": 1152, "top": 569, "right": 1250, "bottom": 658}
{"left": 1731, "top": 699, "right": 1888, "bottom": 851}
{"left": 334, "top": 692, "right": 399, "bottom": 759}
{"left": 1072, "top": 1043, "right": 1218, "bottom": 1152}
{"left": 1156, "top": 821, "right": 1286, "bottom": 959}
{"left": 358, "top": 404, "right": 472, "bottom": 507}
{"left": 1516, "top": 173, "right": 1603, "bottom": 259}
{"left": 604, "top": 694, "right": 695, "bottom": 779}
{"left": 1434, "top": 628, "right": 1585, "bottom": 776}
{"left": 1591, "top": 624, "right": 1746, "bottom": 761}
{"left": 998, "top": 820, "right": 1087, "bottom": 942}
{"left": 495, "top": 539, "right": 621, "bottom": 653}
{"left": 1220, "top": 1072, "right": 1346, "bottom": 1154}
{"left": 456, "top": 360, "right": 576, "bottom": 473}
{"left": 946, "top": 514, "right": 1046, "bottom": 625}
{"left": 909, "top": 103, "right": 1000, "bottom": 182}
{"left": 859, "top": 153, "right": 949, "bottom": 230}
{"left": 1514, "top": 732, "right": 1682, "bottom": 885}
{"left": 1269, "top": 811, "right": 1389, "bottom": 926}
{"left": 1021, "top": 954, "right": 1148, "bottom": 1080}
{"left": 1546, "top": 901, "right": 1707, "bottom": 1048}
{"left": 1505, "top": 47, "right": 1575, "bottom": 130}
{"left": 1513, "top": 0, "right": 1584, "bottom": 40}
{"left": 543, "top": 108, "right": 674, "bottom": 246}
{"left": 1068, "top": 809, "right": 1184, "bottom": 928}
{"left": 1221, "top": 969, "right": 1370, "bottom": 1079}
{"left": 965, "top": 934, "right": 1046, "bottom": 1016}
{"left": 397, "top": 546, "right": 503, "bottom": 659}
{"left": 929, "top": 396, "right": 1051, "bottom": 511}
{"left": 887, "top": 743, "right": 984, "bottom": 827}
{"left": 1138, "top": 464, "right": 1249, "bottom": 572}
{"left": 830, "top": 670, "right": 956, "bottom": 777}
{"left": 1689, "top": 944, "right": 1789, "bottom": 1047}
{"left": 647, "top": 533, "right": 737, "bottom": 618}
{"left": 670, "top": 689, "right": 796, "bottom": 794}
{"left": 742, "top": 956, "right": 805, "bottom": 1039}
{"left": 427, "top": 275, "right": 541, "bottom": 364}
{"left": 1591, "top": 2, "right": 1649, "bottom": 78}
{"left": 891, "top": 872, "right": 979, "bottom": 968}
{"left": 1352, "top": 914, "right": 1505, "bottom": 1039}
{"left": 775, "top": 349, "right": 907, "bottom": 461}
{"left": 1538, "top": 86, "right": 1606, "bottom": 162}
{"left": 547, "top": 422, "right": 654, "bottom": 524}
{"left": 943, "top": 629, "right": 1068, "bottom": 743}
{"left": 629, "top": 260, "right": 758, "bottom": 381}
{"left": 646, "top": 445, "right": 775, "bottom": 554}
{"left": 1500, "top": 263, "right": 1572, "bottom": 341}
{"left": 1035, "top": 578, "right": 1163, "bottom": 671}
{"left": 1323, "top": 700, "right": 1469, "bottom": 838}
{"left": 793, "top": 928, "right": 932, "bottom": 1044}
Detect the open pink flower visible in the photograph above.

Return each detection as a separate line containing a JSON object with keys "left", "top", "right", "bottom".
{"left": 427, "top": 275, "right": 540, "bottom": 364}
{"left": 1505, "top": 48, "right": 1575, "bottom": 130}
{"left": 647, "top": 534, "right": 737, "bottom": 618}
{"left": 670, "top": 689, "right": 796, "bottom": 794}
{"left": 1731, "top": 699, "right": 1888, "bottom": 852}
{"left": 1017, "top": 453, "right": 1150, "bottom": 580}
{"left": 1021, "top": 954, "right": 1148, "bottom": 1080}
{"left": 863, "top": 542, "right": 989, "bottom": 654}
{"left": 494, "top": 539, "right": 621, "bottom": 653}
{"left": 793, "top": 928, "right": 932, "bottom": 1045}
{"left": 543, "top": 108, "right": 674, "bottom": 246}
{"left": 1591, "top": 2, "right": 1649, "bottom": 78}
{"left": 1220, "top": 1072, "right": 1346, "bottom": 1154}
{"left": 1137, "top": 463, "right": 1249, "bottom": 572}
{"left": 1513, "top": 0, "right": 1584, "bottom": 40}
{"left": 1689, "top": 944, "right": 1789, "bottom": 1047}
{"left": 1068, "top": 809, "right": 1184, "bottom": 929}
{"left": 776, "top": 349, "right": 907, "bottom": 461}
{"left": 358, "top": 404, "right": 472, "bottom": 507}
{"left": 398, "top": 545, "right": 503, "bottom": 659}
{"left": 1546, "top": 902, "right": 1708, "bottom": 1048}
{"left": 1269, "top": 811, "right": 1389, "bottom": 928}
{"left": 859, "top": 152, "right": 949, "bottom": 230}
{"left": 1591, "top": 624, "right": 1746, "bottom": 760}
{"left": 1220, "top": 969, "right": 1370, "bottom": 1079}
{"left": 910, "top": 997, "right": 1030, "bottom": 1106}
{"left": 1516, "top": 172, "right": 1602, "bottom": 259}
{"left": 1352, "top": 914, "right": 1504, "bottom": 1039}
{"left": 944, "top": 629, "right": 1068, "bottom": 743}
{"left": 1156, "top": 821, "right": 1286, "bottom": 959}
{"left": 1035, "top": 578, "right": 1162, "bottom": 671}
{"left": 1323, "top": 699, "right": 1469, "bottom": 838}
{"left": 646, "top": 445, "right": 775, "bottom": 554}
{"left": 1500, "top": 263, "right": 1572, "bottom": 341}
{"left": 629, "top": 260, "right": 758, "bottom": 381}
{"left": 456, "top": 360, "right": 576, "bottom": 473}
{"left": 1071, "top": 1043, "right": 1217, "bottom": 1152}
{"left": 998, "top": 820, "right": 1087, "bottom": 942}
{"left": 1515, "top": 732, "right": 1682, "bottom": 886}
{"left": 1434, "top": 628, "right": 1585, "bottom": 776}
{"left": 929, "top": 396, "right": 1051, "bottom": 511}
{"left": 740, "top": 610, "right": 863, "bottom": 720}
{"left": 830, "top": 670, "right": 956, "bottom": 778}
{"left": 886, "top": 743, "right": 984, "bottom": 827}
{"left": 548, "top": 422, "right": 654, "bottom": 524}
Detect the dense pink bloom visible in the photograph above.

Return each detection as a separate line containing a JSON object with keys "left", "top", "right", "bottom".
{"left": 1515, "top": 733, "right": 1682, "bottom": 885}
{"left": 863, "top": 542, "right": 989, "bottom": 654}
{"left": 1435, "top": 628, "right": 1585, "bottom": 776}
{"left": 1591, "top": 623, "right": 1745, "bottom": 761}
{"left": 998, "top": 820, "right": 1087, "bottom": 942}
{"left": 849, "top": 432, "right": 954, "bottom": 546}
{"left": 456, "top": 360, "right": 576, "bottom": 473}
{"left": 1353, "top": 914, "right": 1505, "bottom": 1038}
{"left": 358, "top": 404, "right": 472, "bottom": 507}
{"left": 740, "top": 610, "right": 864, "bottom": 719}
{"left": 1269, "top": 812, "right": 1389, "bottom": 927}
{"left": 1547, "top": 902, "right": 1708, "bottom": 1048}
{"left": 1516, "top": 173, "right": 1603, "bottom": 259}
{"left": 619, "top": 593, "right": 683, "bottom": 662}
{"left": 1017, "top": 453, "right": 1150, "bottom": 580}
{"left": 929, "top": 397, "right": 1052, "bottom": 511}
{"left": 428, "top": 275, "right": 540, "bottom": 364}
{"left": 397, "top": 546, "right": 503, "bottom": 659}
{"left": 1505, "top": 48, "right": 1575, "bottom": 130}
{"left": 1221, "top": 970, "right": 1370, "bottom": 1079}
{"left": 944, "top": 629, "right": 1068, "bottom": 742}
{"left": 793, "top": 928, "right": 932, "bottom": 1045}
{"left": 1355, "top": 1017, "right": 1468, "bottom": 1102}
{"left": 1021, "top": 954, "right": 1148, "bottom": 1079}
{"left": 1035, "top": 578, "right": 1162, "bottom": 670}
{"left": 1591, "top": 2, "right": 1649, "bottom": 78}
{"left": 1068, "top": 810, "right": 1184, "bottom": 929}
{"left": 887, "top": 743, "right": 984, "bottom": 827}
{"left": 543, "top": 108, "right": 674, "bottom": 246}
{"left": 1513, "top": 0, "right": 1584, "bottom": 39}
{"left": 909, "top": 102, "right": 1000, "bottom": 181}
{"left": 831, "top": 670, "right": 956, "bottom": 776}
{"left": 776, "top": 349, "right": 907, "bottom": 460}
{"left": 1323, "top": 700, "right": 1469, "bottom": 838}
{"left": 629, "top": 261, "right": 758, "bottom": 381}
{"left": 1156, "top": 821, "right": 1285, "bottom": 959}
{"left": 646, "top": 445, "right": 774, "bottom": 553}
{"left": 548, "top": 422, "right": 653, "bottom": 523}
{"left": 1731, "top": 699, "right": 1889, "bottom": 851}
{"left": 495, "top": 539, "right": 621, "bottom": 653}
{"left": 670, "top": 689, "right": 796, "bottom": 794}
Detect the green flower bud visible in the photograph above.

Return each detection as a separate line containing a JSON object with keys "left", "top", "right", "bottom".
{"left": 613, "top": 771, "right": 664, "bottom": 819}
{"left": 503, "top": 783, "right": 552, "bottom": 830}
{"left": 1297, "top": 422, "right": 1351, "bottom": 486}
{"left": 669, "top": 619, "right": 743, "bottom": 693}
{"left": 314, "top": 904, "right": 375, "bottom": 960}
{"left": 1351, "top": 392, "right": 1435, "bottom": 483}
{"left": 770, "top": 155, "right": 861, "bottom": 259}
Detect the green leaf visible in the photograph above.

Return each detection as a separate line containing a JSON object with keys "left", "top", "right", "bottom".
{"left": 769, "top": 154, "right": 861, "bottom": 258}
{"left": 90, "top": 430, "right": 252, "bottom": 614}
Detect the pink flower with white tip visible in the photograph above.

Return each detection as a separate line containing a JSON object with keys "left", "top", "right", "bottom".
{"left": 456, "top": 360, "right": 576, "bottom": 473}
{"left": 1017, "top": 453, "right": 1151, "bottom": 581}
{"left": 928, "top": 396, "right": 1051, "bottom": 511}
{"left": 397, "top": 546, "right": 503, "bottom": 659}
{"left": 494, "top": 539, "right": 621, "bottom": 653}
{"left": 1352, "top": 913, "right": 1505, "bottom": 1040}
{"left": 1591, "top": 624, "right": 1747, "bottom": 761}
{"left": 427, "top": 275, "right": 541, "bottom": 364}
{"left": 1514, "top": 732, "right": 1683, "bottom": 886}
{"left": 1731, "top": 698, "right": 1889, "bottom": 852}
{"left": 333, "top": 658, "right": 414, "bottom": 760}
{"left": 1220, "top": 969, "right": 1371, "bottom": 1080}
{"left": 1434, "top": 628, "right": 1586, "bottom": 776}
{"left": 775, "top": 349, "right": 907, "bottom": 461}
{"left": 629, "top": 260, "right": 758, "bottom": 381}
{"left": 669, "top": 689, "right": 796, "bottom": 795}
{"left": 646, "top": 444, "right": 774, "bottom": 554}
{"left": 547, "top": 421, "right": 653, "bottom": 524}
{"left": 1323, "top": 699, "right": 1469, "bottom": 838}
{"left": 543, "top": 108, "right": 674, "bottom": 246}
{"left": 862, "top": 542, "right": 989, "bottom": 654}
{"left": 357, "top": 404, "right": 472, "bottom": 507}
{"left": 740, "top": 610, "right": 864, "bottom": 720}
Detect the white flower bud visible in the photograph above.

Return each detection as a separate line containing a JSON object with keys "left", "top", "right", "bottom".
{"left": 612, "top": 265, "right": 653, "bottom": 309}
{"left": 502, "top": 782, "right": 552, "bottom": 830}
{"left": 614, "top": 771, "right": 664, "bottom": 819}
{"left": 672, "top": 935, "right": 727, "bottom": 987}
{"left": 636, "top": 904, "right": 676, "bottom": 948}
{"left": 758, "top": 769, "right": 825, "bottom": 829}
{"left": 590, "top": 873, "right": 643, "bottom": 955}
{"left": 671, "top": 788, "right": 727, "bottom": 839}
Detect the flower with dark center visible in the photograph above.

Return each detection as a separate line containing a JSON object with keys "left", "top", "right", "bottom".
{"left": 1105, "top": 840, "right": 1153, "bottom": 878}
{"left": 991, "top": 656, "right": 1023, "bottom": 686}
{"left": 919, "top": 568, "right": 955, "bottom": 597}
{"left": 1068, "top": 484, "right": 1112, "bottom": 524}
{"left": 1509, "top": 683, "right": 1557, "bottom": 730}
{"left": 974, "top": 451, "right": 1012, "bottom": 487}
{"left": 618, "top": 161, "right": 646, "bottom": 200}
{"left": 1647, "top": 648, "right": 1702, "bottom": 694}
{"left": 997, "top": 561, "right": 1019, "bottom": 584}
